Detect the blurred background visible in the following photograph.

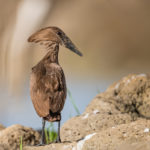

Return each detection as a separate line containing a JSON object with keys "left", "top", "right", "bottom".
{"left": 0, "top": 0, "right": 150, "bottom": 129}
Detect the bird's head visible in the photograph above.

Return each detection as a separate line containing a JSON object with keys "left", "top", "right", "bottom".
{"left": 28, "top": 26, "right": 83, "bottom": 56}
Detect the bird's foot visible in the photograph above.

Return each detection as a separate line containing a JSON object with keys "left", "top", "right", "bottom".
{"left": 55, "top": 137, "right": 61, "bottom": 143}
{"left": 52, "top": 137, "right": 61, "bottom": 143}
{"left": 35, "top": 143, "right": 46, "bottom": 146}
{"left": 35, "top": 141, "right": 46, "bottom": 146}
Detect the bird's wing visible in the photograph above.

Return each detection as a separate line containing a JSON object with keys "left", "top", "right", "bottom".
{"left": 30, "top": 64, "right": 66, "bottom": 118}
{"left": 44, "top": 66, "right": 66, "bottom": 113}
{"left": 30, "top": 66, "right": 50, "bottom": 118}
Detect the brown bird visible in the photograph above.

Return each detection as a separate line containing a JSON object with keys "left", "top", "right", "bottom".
{"left": 28, "top": 26, "right": 82, "bottom": 144}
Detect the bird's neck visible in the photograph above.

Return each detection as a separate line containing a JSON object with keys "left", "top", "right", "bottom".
{"left": 42, "top": 44, "right": 59, "bottom": 64}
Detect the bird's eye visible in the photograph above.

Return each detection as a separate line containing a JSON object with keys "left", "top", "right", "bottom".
{"left": 57, "top": 31, "right": 62, "bottom": 36}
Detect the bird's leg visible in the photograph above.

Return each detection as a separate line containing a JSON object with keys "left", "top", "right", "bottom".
{"left": 41, "top": 118, "right": 46, "bottom": 145}
{"left": 56, "top": 120, "right": 61, "bottom": 143}
{"left": 36, "top": 118, "right": 46, "bottom": 146}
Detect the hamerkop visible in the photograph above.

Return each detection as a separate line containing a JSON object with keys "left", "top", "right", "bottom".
{"left": 28, "top": 26, "right": 82, "bottom": 144}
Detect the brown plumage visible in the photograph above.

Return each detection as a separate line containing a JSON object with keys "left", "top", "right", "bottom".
{"left": 28, "top": 26, "right": 82, "bottom": 144}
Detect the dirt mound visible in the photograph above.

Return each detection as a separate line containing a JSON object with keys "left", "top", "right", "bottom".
{"left": 0, "top": 124, "right": 40, "bottom": 150}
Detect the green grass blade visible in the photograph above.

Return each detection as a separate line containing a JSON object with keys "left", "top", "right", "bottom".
{"left": 44, "top": 128, "right": 49, "bottom": 144}
{"left": 20, "top": 136, "right": 23, "bottom": 150}
{"left": 67, "top": 89, "right": 80, "bottom": 115}
{"left": 47, "top": 123, "right": 57, "bottom": 143}
{"left": 48, "top": 125, "right": 51, "bottom": 142}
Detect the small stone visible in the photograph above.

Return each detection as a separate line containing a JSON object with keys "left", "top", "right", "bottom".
{"left": 144, "top": 128, "right": 149, "bottom": 133}
{"left": 93, "top": 110, "right": 99, "bottom": 114}
{"left": 82, "top": 113, "right": 89, "bottom": 119}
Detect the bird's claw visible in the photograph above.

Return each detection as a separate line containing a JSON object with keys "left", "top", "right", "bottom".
{"left": 35, "top": 143, "right": 46, "bottom": 146}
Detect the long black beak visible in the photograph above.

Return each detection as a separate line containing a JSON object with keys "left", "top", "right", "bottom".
{"left": 59, "top": 33, "right": 83, "bottom": 56}
{"left": 65, "top": 42, "right": 83, "bottom": 56}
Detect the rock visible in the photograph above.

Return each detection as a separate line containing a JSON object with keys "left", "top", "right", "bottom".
{"left": 24, "top": 143, "right": 76, "bottom": 150}
{"left": 80, "top": 119, "right": 150, "bottom": 150}
{"left": 61, "top": 99, "right": 133, "bottom": 142}
{"left": 0, "top": 124, "right": 40, "bottom": 150}
{"left": 116, "top": 142, "right": 150, "bottom": 150}
{"left": 0, "top": 144, "right": 9, "bottom": 150}
{"left": 104, "top": 74, "right": 150, "bottom": 118}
